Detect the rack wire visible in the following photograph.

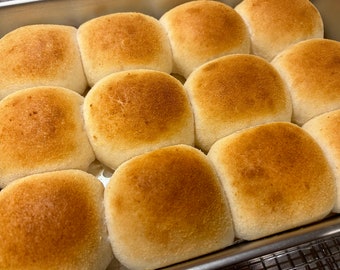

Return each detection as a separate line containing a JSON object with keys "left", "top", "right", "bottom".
{"left": 225, "top": 233, "right": 340, "bottom": 270}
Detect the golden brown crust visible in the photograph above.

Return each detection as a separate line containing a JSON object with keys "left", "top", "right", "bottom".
{"left": 208, "top": 122, "right": 336, "bottom": 240}
{"left": 84, "top": 70, "right": 194, "bottom": 169}
{"left": 272, "top": 38, "right": 340, "bottom": 125}
{"left": 235, "top": 0, "right": 324, "bottom": 60}
{"left": 87, "top": 72, "right": 187, "bottom": 142}
{"left": 184, "top": 54, "right": 292, "bottom": 152}
{"left": 0, "top": 170, "right": 113, "bottom": 269}
{"left": 0, "top": 87, "right": 95, "bottom": 187}
{"left": 160, "top": 0, "right": 250, "bottom": 77}
{"left": 104, "top": 145, "right": 234, "bottom": 270}
{"left": 303, "top": 109, "right": 340, "bottom": 213}
{"left": 77, "top": 12, "right": 173, "bottom": 86}
{"left": 0, "top": 24, "right": 88, "bottom": 98}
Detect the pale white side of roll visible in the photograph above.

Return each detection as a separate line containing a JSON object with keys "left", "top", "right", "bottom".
{"left": 303, "top": 109, "right": 340, "bottom": 213}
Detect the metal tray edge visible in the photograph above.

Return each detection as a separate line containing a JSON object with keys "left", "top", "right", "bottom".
{"left": 163, "top": 214, "right": 340, "bottom": 269}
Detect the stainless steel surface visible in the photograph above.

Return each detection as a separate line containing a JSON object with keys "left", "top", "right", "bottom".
{"left": 312, "top": 0, "right": 340, "bottom": 42}
{"left": 225, "top": 233, "right": 340, "bottom": 269}
{"left": 0, "top": 0, "right": 339, "bottom": 269}
{"left": 162, "top": 215, "right": 340, "bottom": 269}
{"left": 1, "top": 0, "right": 339, "bottom": 40}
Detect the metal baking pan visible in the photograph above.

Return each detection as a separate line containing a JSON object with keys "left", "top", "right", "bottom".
{"left": 0, "top": 0, "right": 339, "bottom": 269}
{"left": 162, "top": 215, "right": 340, "bottom": 269}
{"left": 0, "top": 0, "right": 339, "bottom": 41}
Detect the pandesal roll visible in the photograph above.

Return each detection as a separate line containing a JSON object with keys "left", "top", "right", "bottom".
{"left": 77, "top": 12, "right": 173, "bottom": 86}
{"left": 303, "top": 109, "right": 340, "bottom": 213}
{"left": 0, "top": 24, "right": 88, "bottom": 99}
{"left": 235, "top": 0, "right": 324, "bottom": 61}
{"left": 104, "top": 144, "right": 234, "bottom": 270}
{"left": 83, "top": 69, "right": 194, "bottom": 170}
{"left": 0, "top": 86, "right": 95, "bottom": 188}
{"left": 184, "top": 54, "right": 292, "bottom": 152}
{"left": 0, "top": 169, "right": 113, "bottom": 270}
{"left": 159, "top": 0, "right": 250, "bottom": 78}
{"left": 208, "top": 122, "right": 336, "bottom": 241}
{"left": 272, "top": 38, "right": 340, "bottom": 125}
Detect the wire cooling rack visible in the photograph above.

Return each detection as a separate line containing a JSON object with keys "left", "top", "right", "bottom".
{"left": 225, "top": 233, "right": 340, "bottom": 270}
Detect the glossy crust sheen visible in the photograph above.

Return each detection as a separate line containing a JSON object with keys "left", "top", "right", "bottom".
{"left": 84, "top": 70, "right": 194, "bottom": 169}
{"left": 272, "top": 38, "right": 340, "bottom": 125}
{"left": 184, "top": 54, "right": 292, "bottom": 152}
{"left": 235, "top": 0, "right": 324, "bottom": 61}
{"left": 104, "top": 145, "right": 234, "bottom": 270}
{"left": 159, "top": 0, "right": 250, "bottom": 78}
{"left": 303, "top": 109, "right": 340, "bottom": 213}
{"left": 0, "top": 170, "right": 113, "bottom": 270}
{"left": 208, "top": 122, "right": 336, "bottom": 241}
{"left": 0, "top": 86, "right": 95, "bottom": 188}
{"left": 77, "top": 12, "right": 173, "bottom": 86}
{"left": 0, "top": 24, "right": 88, "bottom": 99}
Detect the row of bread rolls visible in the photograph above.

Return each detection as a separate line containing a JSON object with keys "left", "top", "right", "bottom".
{"left": 1, "top": 37, "right": 339, "bottom": 187}
{"left": 0, "top": 118, "right": 338, "bottom": 269}
{"left": 0, "top": 1, "right": 340, "bottom": 186}
{"left": 0, "top": 0, "right": 249, "bottom": 96}
{"left": 0, "top": 148, "right": 233, "bottom": 269}
{"left": 105, "top": 118, "right": 339, "bottom": 269}
{"left": 0, "top": 32, "right": 339, "bottom": 180}
{"left": 0, "top": 0, "right": 324, "bottom": 96}
{"left": 0, "top": 87, "right": 338, "bottom": 268}
{"left": 0, "top": 70, "right": 195, "bottom": 187}
{"left": 0, "top": 0, "right": 340, "bottom": 269}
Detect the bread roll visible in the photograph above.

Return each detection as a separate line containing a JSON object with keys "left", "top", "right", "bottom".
{"left": 184, "top": 54, "right": 292, "bottom": 152}
{"left": 272, "top": 38, "right": 340, "bottom": 125}
{"left": 159, "top": 0, "right": 250, "bottom": 78}
{"left": 303, "top": 109, "right": 340, "bottom": 213}
{"left": 208, "top": 122, "right": 336, "bottom": 241}
{"left": 0, "top": 170, "right": 113, "bottom": 269}
{"left": 104, "top": 144, "right": 234, "bottom": 270}
{"left": 0, "top": 86, "right": 95, "bottom": 188}
{"left": 235, "top": 0, "right": 324, "bottom": 61}
{"left": 0, "top": 24, "right": 88, "bottom": 99}
{"left": 77, "top": 12, "right": 173, "bottom": 86}
{"left": 83, "top": 69, "right": 194, "bottom": 170}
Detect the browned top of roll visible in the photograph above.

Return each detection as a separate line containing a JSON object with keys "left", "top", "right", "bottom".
{"left": 85, "top": 70, "right": 191, "bottom": 144}
{"left": 0, "top": 170, "right": 112, "bottom": 269}
{"left": 0, "top": 87, "right": 95, "bottom": 187}
{"left": 184, "top": 54, "right": 291, "bottom": 152}
{"left": 163, "top": 1, "right": 247, "bottom": 53}
{"left": 159, "top": 0, "right": 250, "bottom": 77}
{"left": 77, "top": 12, "right": 173, "bottom": 86}
{"left": 235, "top": 0, "right": 323, "bottom": 60}
{"left": 208, "top": 122, "right": 336, "bottom": 240}
{"left": 272, "top": 38, "right": 340, "bottom": 125}
{"left": 104, "top": 144, "right": 234, "bottom": 269}
{"left": 190, "top": 56, "right": 288, "bottom": 119}
{"left": 0, "top": 24, "right": 88, "bottom": 98}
